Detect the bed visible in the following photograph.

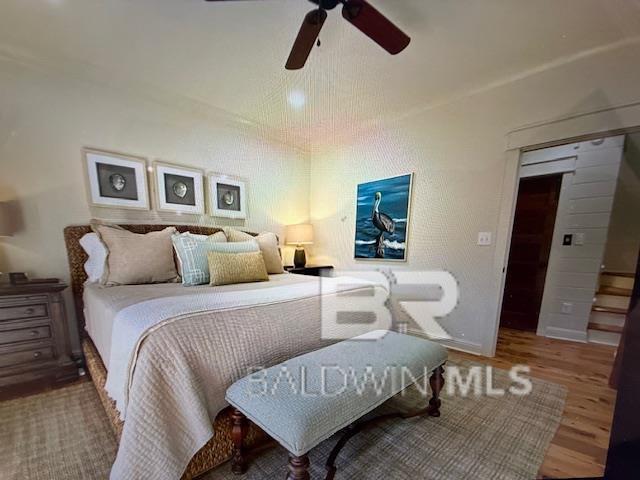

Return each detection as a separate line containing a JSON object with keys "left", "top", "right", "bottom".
{"left": 63, "top": 224, "right": 383, "bottom": 480}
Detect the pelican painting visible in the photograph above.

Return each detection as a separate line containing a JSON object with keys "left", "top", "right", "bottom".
{"left": 372, "top": 191, "right": 395, "bottom": 257}
{"left": 354, "top": 173, "right": 413, "bottom": 261}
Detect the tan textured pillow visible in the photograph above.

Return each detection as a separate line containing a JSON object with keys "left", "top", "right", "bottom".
{"left": 207, "top": 251, "right": 269, "bottom": 286}
{"left": 224, "top": 229, "right": 284, "bottom": 274}
{"left": 92, "top": 223, "right": 179, "bottom": 286}
{"left": 224, "top": 228, "right": 254, "bottom": 243}
{"left": 255, "top": 232, "right": 284, "bottom": 274}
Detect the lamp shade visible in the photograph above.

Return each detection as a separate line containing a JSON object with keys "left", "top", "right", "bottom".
{"left": 286, "top": 224, "right": 314, "bottom": 245}
{"left": 0, "top": 202, "right": 12, "bottom": 237}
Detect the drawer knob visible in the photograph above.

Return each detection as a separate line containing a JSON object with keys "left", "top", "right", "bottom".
{"left": 30, "top": 330, "right": 39, "bottom": 337}
{"left": 25, "top": 307, "right": 35, "bottom": 315}
{"left": 33, "top": 351, "right": 42, "bottom": 358}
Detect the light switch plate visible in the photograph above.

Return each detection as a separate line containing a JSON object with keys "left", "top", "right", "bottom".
{"left": 561, "top": 302, "right": 573, "bottom": 314}
{"left": 477, "top": 232, "right": 492, "bottom": 246}
{"left": 574, "top": 233, "right": 585, "bottom": 246}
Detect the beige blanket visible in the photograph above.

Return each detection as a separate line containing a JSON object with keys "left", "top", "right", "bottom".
{"left": 84, "top": 273, "right": 314, "bottom": 365}
{"left": 108, "top": 277, "right": 386, "bottom": 480}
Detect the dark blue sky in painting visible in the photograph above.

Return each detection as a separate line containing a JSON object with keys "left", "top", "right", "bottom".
{"left": 355, "top": 174, "right": 411, "bottom": 260}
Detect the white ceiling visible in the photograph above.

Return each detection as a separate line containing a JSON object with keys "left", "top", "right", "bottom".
{"left": 2, "top": 0, "right": 640, "bottom": 148}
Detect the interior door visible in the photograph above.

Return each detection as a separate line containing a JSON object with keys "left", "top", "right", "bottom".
{"left": 500, "top": 174, "right": 563, "bottom": 331}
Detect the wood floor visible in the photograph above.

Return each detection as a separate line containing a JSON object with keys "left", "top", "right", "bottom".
{"left": 451, "top": 328, "right": 617, "bottom": 479}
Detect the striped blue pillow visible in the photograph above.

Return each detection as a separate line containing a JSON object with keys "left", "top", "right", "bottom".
{"left": 172, "top": 233, "right": 259, "bottom": 286}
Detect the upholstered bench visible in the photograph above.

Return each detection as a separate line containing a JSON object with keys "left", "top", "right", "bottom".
{"left": 225, "top": 330, "right": 447, "bottom": 480}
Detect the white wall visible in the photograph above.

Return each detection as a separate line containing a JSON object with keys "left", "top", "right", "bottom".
{"left": 522, "top": 136, "right": 624, "bottom": 342}
{"left": 4, "top": 27, "right": 640, "bottom": 358}
{"left": 0, "top": 60, "right": 311, "bottom": 279}
{"left": 309, "top": 41, "right": 640, "bottom": 355}
{"left": 603, "top": 132, "right": 640, "bottom": 273}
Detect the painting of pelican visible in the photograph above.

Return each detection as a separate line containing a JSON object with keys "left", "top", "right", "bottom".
{"left": 354, "top": 173, "right": 413, "bottom": 260}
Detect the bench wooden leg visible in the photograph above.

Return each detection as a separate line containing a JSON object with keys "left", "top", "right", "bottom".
{"left": 231, "top": 409, "right": 248, "bottom": 474}
{"left": 428, "top": 365, "right": 445, "bottom": 417}
{"left": 286, "top": 453, "right": 310, "bottom": 480}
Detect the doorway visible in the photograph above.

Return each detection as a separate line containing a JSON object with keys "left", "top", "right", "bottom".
{"left": 500, "top": 174, "right": 562, "bottom": 331}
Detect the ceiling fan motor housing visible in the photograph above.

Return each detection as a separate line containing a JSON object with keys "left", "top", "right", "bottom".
{"left": 311, "top": 0, "right": 342, "bottom": 10}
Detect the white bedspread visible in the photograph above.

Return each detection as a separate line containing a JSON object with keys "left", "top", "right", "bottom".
{"left": 105, "top": 275, "right": 381, "bottom": 419}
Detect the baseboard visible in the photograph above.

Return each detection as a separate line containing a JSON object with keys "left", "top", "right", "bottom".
{"left": 406, "top": 328, "right": 484, "bottom": 356}
{"left": 544, "top": 326, "right": 588, "bottom": 343}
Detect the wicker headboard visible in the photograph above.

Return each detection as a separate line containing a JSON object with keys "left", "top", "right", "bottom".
{"left": 63, "top": 224, "right": 257, "bottom": 336}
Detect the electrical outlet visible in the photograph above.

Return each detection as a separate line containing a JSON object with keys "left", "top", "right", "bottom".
{"left": 561, "top": 302, "right": 573, "bottom": 314}
{"left": 477, "top": 232, "right": 492, "bottom": 246}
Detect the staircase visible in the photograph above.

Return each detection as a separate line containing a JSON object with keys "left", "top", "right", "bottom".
{"left": 587, "top": 272, "right": 633, "bottom": 346}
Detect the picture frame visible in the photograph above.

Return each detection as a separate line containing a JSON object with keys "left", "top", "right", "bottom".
{"left": 153, "top": 161, "right": 205, "bottom": 215}
{"left": 354, "top": 173, "right": 413, "bottom": 262}
{"left": 208, "top": 174, "right": 247, "bottom": 219}
{"left": 82, "top": 148, "right": 150, "bottom": 210}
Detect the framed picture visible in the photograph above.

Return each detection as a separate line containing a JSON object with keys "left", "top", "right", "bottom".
{"left": 153, "top": 161, "right": 205, "bottom": 214}
{"left": 208, "top": 174, "right": 247, "bottom": 219}
{"left": 354, "top": 173, "right": 413, "bottom": 261}
{"left": 83, "top": 148, "right": 150, "bottom": 210}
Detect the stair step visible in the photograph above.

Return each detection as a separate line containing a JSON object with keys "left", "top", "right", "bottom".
{"left": 588, "top": 329, "right": 622, "bottom": 346}
{"left": 589, "top": 311, "right": 626, "bottom": 327}
{"left": 600, "top": 274, "right": 634, "bottom": 290}
{"left": 592, "top": 305, "right": 628, "bottom": 315}
{"left": 594, "top": 294, "right": 631, "bottom": 310}
{"left": 597, "top": 286, "right": 633, "bottom": 297}
{"left": 603, "top": 271, "right": 635, "bottom": 278}
{"left": 588, "top": 321, "right": 624, "bottom": 334}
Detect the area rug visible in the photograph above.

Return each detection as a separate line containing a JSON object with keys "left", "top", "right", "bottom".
{"left": 0, "top": 381, "right": 117, "bottom": 479}
{"left": 0, "top": 360, "right": 566, "bottom": 480}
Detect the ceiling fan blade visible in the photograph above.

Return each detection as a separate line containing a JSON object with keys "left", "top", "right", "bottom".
{"left": 285, "top": 9, "right": 327, "bottom": 70}
{"left": 342, "top": 0, "right": 410, "bottom": 55}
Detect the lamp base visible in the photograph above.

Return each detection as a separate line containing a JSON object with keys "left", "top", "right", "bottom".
{"left": 293, "top": 247, "right": 307, "bottom": 268}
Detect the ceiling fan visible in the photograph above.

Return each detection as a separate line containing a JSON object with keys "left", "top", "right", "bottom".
{"left": 205, "top": 0, "right": 411, "bottom": 70}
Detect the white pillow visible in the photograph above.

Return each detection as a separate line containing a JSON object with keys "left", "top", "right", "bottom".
{"left": 79, "top": 232, "right": 108, "bottom": 283}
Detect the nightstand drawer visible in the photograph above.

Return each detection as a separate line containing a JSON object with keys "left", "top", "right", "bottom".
{"left": 0, "top": 282, "right": 77, "bottom": 397}
{"left": 0, "top": 346, "right": 55, "bottom": 369}
{"left": 0, "top": 304, "right": 49, "bottom": 322}
{"left": 0, "top": 325, "right": 51, "bottom": 345}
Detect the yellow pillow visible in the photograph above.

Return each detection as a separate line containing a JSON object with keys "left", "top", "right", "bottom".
{"left": 207, "top": 251, "right": 269, "bottom": 286}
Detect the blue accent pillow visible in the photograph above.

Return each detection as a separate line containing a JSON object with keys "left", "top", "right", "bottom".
{"left": 172, "top": 233, "right": 258, "bottom": 286}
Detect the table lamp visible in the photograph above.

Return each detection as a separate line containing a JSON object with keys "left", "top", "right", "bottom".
{"left": 0, "top": 202, "right": 14, "bottom": 280}
{"left": 286, "top": 224, "right": 314, "bottom": 268}
{"left": 0, "top": 202, "right": 13, "bottom": 238}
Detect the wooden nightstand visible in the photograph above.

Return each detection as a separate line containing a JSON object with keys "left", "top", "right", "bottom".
{"left": 0, "top": 282, "right": 79, "bottom": 398}
{"left": 284, "top": 265, "right": 334, "bottom": 277}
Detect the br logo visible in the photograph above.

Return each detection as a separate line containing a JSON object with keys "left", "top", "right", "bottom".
{"left": 320, "top": 270, "right": 459, "bottom": 341}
